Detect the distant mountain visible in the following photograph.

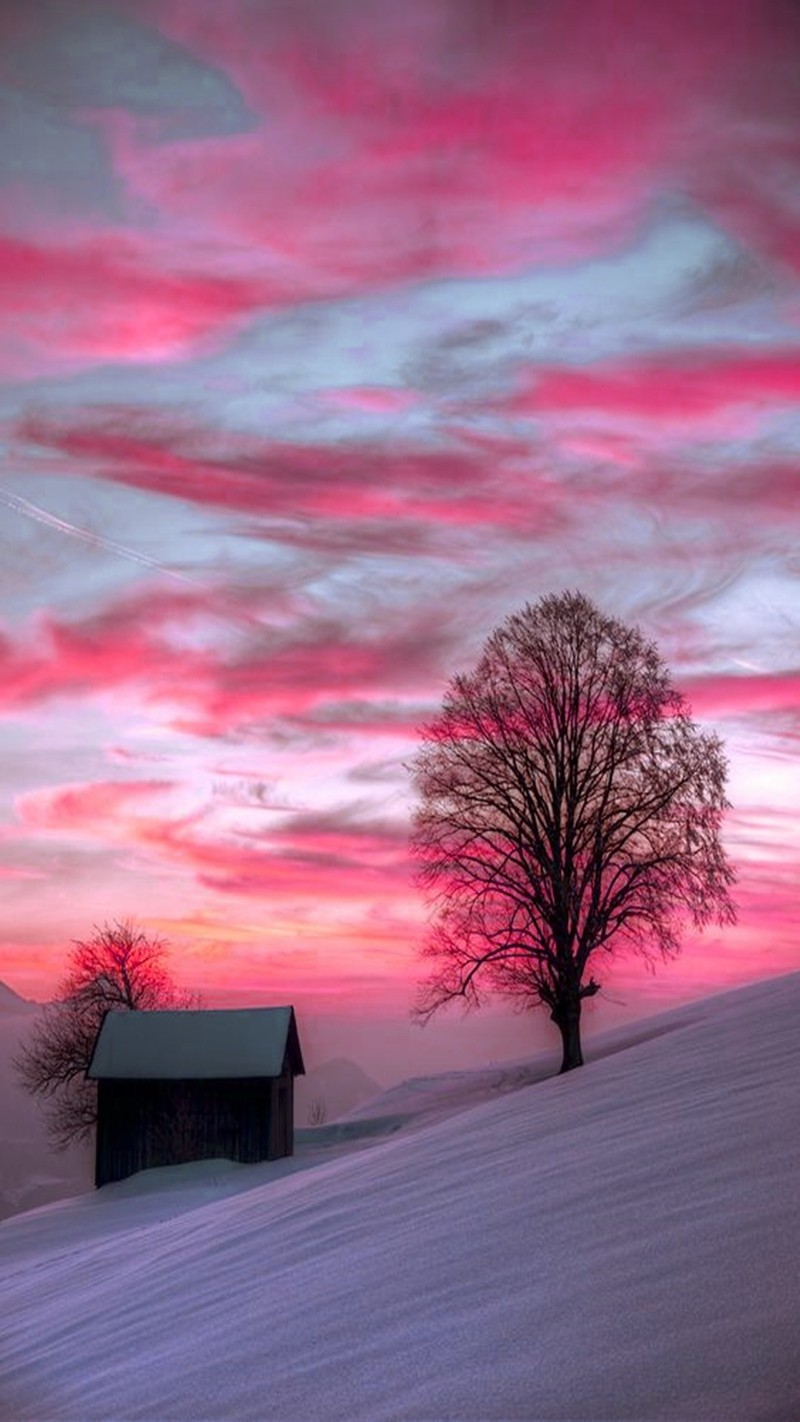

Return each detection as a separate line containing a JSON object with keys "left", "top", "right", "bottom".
{"left": 0, "top": 980, "right": 39, "bottom": 1015}
{"left": 295, "top": 1057, "right": 382, "bottom": 1126}
{"left": 0, "top": 987, "right": 93, "bottom": 1221}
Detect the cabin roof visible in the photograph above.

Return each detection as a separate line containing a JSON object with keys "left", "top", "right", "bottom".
{"left": 87, "top": 1006, "right": 305, "bottom": 1081}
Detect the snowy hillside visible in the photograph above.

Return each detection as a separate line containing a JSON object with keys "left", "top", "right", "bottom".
{"left": 1, "top": 974, "right": 799, "bottom": 1421}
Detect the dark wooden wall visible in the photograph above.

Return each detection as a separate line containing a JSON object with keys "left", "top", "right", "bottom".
{"left": 95, "top": 1073, "right": 295, "bottom": 1187}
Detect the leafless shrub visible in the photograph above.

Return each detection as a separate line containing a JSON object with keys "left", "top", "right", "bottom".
{"left": 307, "top": 1097, "right": 328, "bottom": 1126}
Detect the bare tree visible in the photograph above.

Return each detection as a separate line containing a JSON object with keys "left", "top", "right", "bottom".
{"left": 14, "top": 920, "right": 194, "bottom": 1149}
{"left": 411, "top": 591, "right": 736, "bottom": 1073}
{"left": 307, "top": 1097, "right": 328, "bottom": 1126}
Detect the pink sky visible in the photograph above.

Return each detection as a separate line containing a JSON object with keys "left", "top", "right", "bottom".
{"left": 1, "top": 0, "right": 798, "bottom": 1071}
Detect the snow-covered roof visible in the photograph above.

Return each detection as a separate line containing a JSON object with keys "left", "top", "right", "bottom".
{"left": 87, "top": 1007, "right": 304, "bottom": 1081}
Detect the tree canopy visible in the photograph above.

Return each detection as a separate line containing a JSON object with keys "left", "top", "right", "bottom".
{"left": 14, "top": 920, "right": 193, "bottom": 1148}
{"left": 411, "top": 590, "right": 736, "bottom": 1071}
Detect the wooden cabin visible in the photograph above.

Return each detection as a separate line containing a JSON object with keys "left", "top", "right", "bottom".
{"left": 86, "top": 1006, "right": 305, "bottom": 1188}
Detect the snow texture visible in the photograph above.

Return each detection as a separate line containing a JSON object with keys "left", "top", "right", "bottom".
{"left": 1, "top": 974, "right": 798, "bottom": 1421}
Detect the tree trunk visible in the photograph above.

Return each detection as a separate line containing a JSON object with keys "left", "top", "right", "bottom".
{"left": 552, "top": 997, "right": 584, "bottom": 1073}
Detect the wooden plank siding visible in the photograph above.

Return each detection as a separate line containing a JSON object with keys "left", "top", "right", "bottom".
{"left": 95, "top": 1074, "right": 295, "bottom": 1188}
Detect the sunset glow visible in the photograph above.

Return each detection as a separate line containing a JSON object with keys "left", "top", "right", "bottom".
{"left": 1, "top": 0, "right": 799, "bottom": 1056}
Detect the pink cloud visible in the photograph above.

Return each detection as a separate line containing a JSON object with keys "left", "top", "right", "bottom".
{"left": 16, "top": 408, "right": 557, "bottom": 539}
{"left": 320, "top": 388, "right": 420, "bottom": 415}
{"left": 16, "top": 779, "right": 177, "bottom": 834}
{"left": 11, "top": 781, "right": 288, "bottom": 905}
{"left": 1, "top": 554, "right": 798, "bottom": 756}
{"left": 513, "top": 351, "right": 800, "bottom": 432}
{"left": 13, "top": 766, "right": 412, "bottom": 911}
{"left": 45, "top": 0, "right": 777, "bottom": 322}
{"left": 0, "top": 234, "right": 269, "bottom": 378}
{"left": 3, "top": 0, "right": 798, "bottom": 394}
{"left": 83, "top": 0, "right": 751, "bottom": 295}
{"left": 0, "top": 582, "right": 447, "bottom": 741}
{"left": 681, "top": 671, "right": 800, "bottom": 722}
{"left": 646, "top": 461, "right": 800, "bottom": 525}
{"left": 116, "top": 800, "right": 414, "bottom": 905}
{"left": 0, "top": 595, "right": 209, "bottom": 713}
{"left": 169, "top": 618, "right": 452, "bottom": 739}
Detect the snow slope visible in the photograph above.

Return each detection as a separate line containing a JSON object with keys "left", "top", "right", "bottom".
{"left": 1, "top": 974, "right": 798, "bottom": 1421}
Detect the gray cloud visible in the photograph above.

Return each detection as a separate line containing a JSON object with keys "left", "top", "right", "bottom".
{"left": 0, "top": 85, "right": 117, "bottom": 218}
{"left": 6, "top": 0, "right": 254, "bottom": 138}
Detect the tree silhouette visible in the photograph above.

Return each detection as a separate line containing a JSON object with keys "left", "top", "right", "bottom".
{"left": 307, "top": 1097, "right": 328, "bottom": 1126}
{"left": 411, "top": 591, "right": 736, "bottom": 1072}
{"left": 14, "top": 920, "right": 194, "bottom": 1148}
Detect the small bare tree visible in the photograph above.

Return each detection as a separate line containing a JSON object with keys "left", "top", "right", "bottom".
{"left": 411, "top": 591, "right": 736, "bottom": 1072}
{"left": 307, "top": 1097, "right": 328, "bottom": 1126}
{"left": 14, "top": 920, "right": 194, "bottom": 1149}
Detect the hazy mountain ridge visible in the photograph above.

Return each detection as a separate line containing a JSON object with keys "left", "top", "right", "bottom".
{"left": 295, "top": 1055, "right": 383, "bottom": 1124}
{"left": 0, "top": 979, "right": 39, "bottom": 1014}
{"left": 0, "top": 985, "right": 92, "bottom": 1221}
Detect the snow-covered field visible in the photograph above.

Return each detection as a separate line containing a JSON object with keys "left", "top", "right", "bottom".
{"left": 1, "top": 974, "right": 798, "bottom": 1421}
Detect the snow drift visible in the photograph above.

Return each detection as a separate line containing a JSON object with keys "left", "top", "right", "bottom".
{"left": 1, "top": 974, "right": 798, "bottom": 1421}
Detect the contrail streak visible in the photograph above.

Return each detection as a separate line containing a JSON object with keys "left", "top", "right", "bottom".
{"left": 0, "top": 485, "right": 265, "bottom": 633}
{"left": 0, "top": 486, "right": 203, "bottom": 588}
